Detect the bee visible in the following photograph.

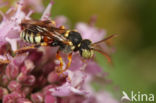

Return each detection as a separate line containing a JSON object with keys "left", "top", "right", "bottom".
{"left": 15, "top": 19, "right": 116, "bottom": 74}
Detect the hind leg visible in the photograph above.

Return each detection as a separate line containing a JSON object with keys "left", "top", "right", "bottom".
{"left": 14, "top": 42, "right": 49, "bottom": 54}
{"left": 62, "top": 53, "right": 72, "bottom": 72}
{"left": 55, "top": 50, "right": 64, "bottom": 74}
{"left": 0, "top": 59, "right": 10, "bottom": 64}
{"left": 0, "top": 53, "right": 10, "bottom": 64}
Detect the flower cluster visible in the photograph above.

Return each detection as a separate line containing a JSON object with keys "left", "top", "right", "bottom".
{"left": 0, "top": 0, "right": 119, "bottom": 103}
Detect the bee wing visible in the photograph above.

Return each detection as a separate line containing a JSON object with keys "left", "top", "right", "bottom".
{"left": 21, "top": 19, "right": 70, "bottom": 45}
{"left": 34, "top": 26, "right": 69, "bottom": 44}
{"left": 23, "top": 22, "right": 69, "bottom": 44}
{"left": 21, "top": 19, "right": 54, "bottom": 26}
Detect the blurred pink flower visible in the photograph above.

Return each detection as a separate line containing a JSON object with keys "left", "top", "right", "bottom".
{"left": 49, "top": 70, "right": 88, "bottom": 97}
{"left": 0, "top": 0, "right": 8, "bottom": 8}
{"left": 0, "top": 0, "right": 30, "bottom": 51}
{"left": 54, "top": 15, "right": 70, "bottom": 28}
{"left": 0, "top": 0, "right": 118, "bottom": 103}
{"left": 25, "top": 0, "right": 44, "bottom": 12}
{"left": 76, "top": 22, "right": 106, "bottom": 43}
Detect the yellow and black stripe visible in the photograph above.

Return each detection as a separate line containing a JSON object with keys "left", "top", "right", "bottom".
{"left": 20, "top": 29, "right": 44, "bottom": 44}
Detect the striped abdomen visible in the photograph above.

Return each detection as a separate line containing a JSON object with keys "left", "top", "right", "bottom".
{"left": 20, "top": 29, "right": 44, "bottom": 44}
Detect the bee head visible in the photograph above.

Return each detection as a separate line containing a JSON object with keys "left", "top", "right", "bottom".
{"left": 79, "top": 39, "right": 94, "bottom": 59}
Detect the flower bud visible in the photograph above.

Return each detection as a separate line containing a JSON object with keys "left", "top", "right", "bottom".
{"left": 5, "top": 65, "right": 19, "bottom": 80}
{"left": 31, "top": 92, "right": 43, "bottom": 103}
{"left": 8, "top": 81, "right": 21, "bottom": 92}
{"left": 23, "top": 75, "right": 36, "bottom": 86}
{"left": 0, "top": 87, "right": 8, "bottom": 99}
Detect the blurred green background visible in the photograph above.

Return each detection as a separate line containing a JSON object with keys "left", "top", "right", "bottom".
{"left": 1, "top": 0, "right": 156, "bottom": 101}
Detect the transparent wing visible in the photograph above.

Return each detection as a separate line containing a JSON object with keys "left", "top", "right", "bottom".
{"left": 21, "top": 20, "right": 69, "bottom": 44}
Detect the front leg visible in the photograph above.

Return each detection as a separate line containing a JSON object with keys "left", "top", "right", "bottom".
{"left": 62, "top": 53, "right": 72, "bottom": 72}
{"left": 55, "top": 51, "right": 72, "bottom": 74}
{"left": 55, "top": 50, "right": 64, "bottom": 74}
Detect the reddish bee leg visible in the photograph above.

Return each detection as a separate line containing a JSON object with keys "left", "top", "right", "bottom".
{"left": 15, "top": 45, "right": 37, "bottom": 54}
{"left": 0, "top": 56, "right": 10, "bottom": 64}
{"left": 55, "top": 50, "right": 64, "bottom": 74}
{"left": 62, "top": 53, "right": 72, "bottom": 72}
{"left": 15, "top": 43, "right": 48, "bottom": 54}
{"left": 0, "top": 59, "right": 10, "bottom": 64}
{"left": 0, "top": 52, "right": 10, "bottom": 64}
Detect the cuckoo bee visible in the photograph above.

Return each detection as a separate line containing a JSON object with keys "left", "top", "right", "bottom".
{"left": 15, "top": 19, "right": 116, "bottom": 74}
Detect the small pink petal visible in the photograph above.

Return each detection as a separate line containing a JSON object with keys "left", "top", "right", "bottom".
{"left": 0, "top": 0, "right": 26, "bottom": 46}
{"left": 54, "top": 16, "right": 68, "bottom": 28}
{"left": 85, "top": 60, "right": 102, "bottom": 75}
{"left": 49, "top": 82, "right": 87, "bottom": 97}
{"left": 69, "top": 54, "right": 84, "bottom": 71}
{"left": 5, "top": 37, "right": 20, "bottom": 51}
{"left": 0, "top": 1, "right": 8, "bottom": 8}
{"left": 41, "top": 0, "right": 54, "bottom": 20}
{"left": 24, "top": 60, "right": 35, "bottom": 73}
{"left": 25, "top": 10, "right": 34, "bottom": 20}
{"left": 95, "top": 92, "right": 119, "bottom": 103}
{"left": 26, "top": 0, "right": 44, "bottom": 12}
{"left": 13, "top": 0, "right": 25, "bottom": 24}
{"left": 76, "top": 22, "right": 106, "bottom": 43}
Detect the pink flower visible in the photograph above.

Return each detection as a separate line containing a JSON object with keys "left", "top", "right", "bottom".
{"left": 54, "top": 16, "right": 69, "bottom": 28}
{"left": 41, "top": 0, "right": 54, "bottom": 20}
{"left": 0, "top": 1, "right": 8, "bottom": 8}
{"left": 94, "top": 92, "right": 119, "bottom": 103}
{"left": 25, "top": 0, "right": 44, "bottom": 12}
{"left": 76, "top": 22, "right": 106, "bottom": 43}
{"left": 0, "top": 0, "right": 30, "bottom": 51}
{"left": 49, "top": 82, "right": 87, "bottom": 97}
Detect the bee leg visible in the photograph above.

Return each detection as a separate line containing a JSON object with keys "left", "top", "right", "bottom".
{"left": 59, "top": 25, "right": 65, "bottom": 29}
{"left": 15, "top": 42, "right": 49, "bottom": 54}
{"left": 61, "top": 53, "right": 72, "bottom": 73}
{"left": 14, "top": 45, "right": 38, "bottom": 54}
{"left": 55, "top": 50, "right": 64, "bottom": 74}
{"left": 0, "top": 59, "right": 10, "bottom": 64}
{"left": 0, "top": 54, "right": 10, "bottom": 64}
